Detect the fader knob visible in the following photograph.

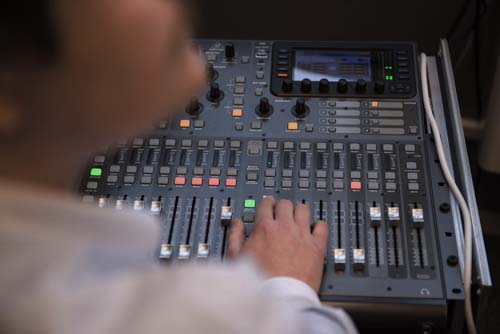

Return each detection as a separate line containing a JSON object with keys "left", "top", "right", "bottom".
{"left": 337, "top": 79, "right": 348, "bottom": 93}
{"left": 256, "top": 97, "right": 273, "bottom": 117}
{"left": 207, "top": 82, "right": 224, "bottom": 102}
{"left": 282, "top": 79, "right": 293, "bottom": 93}
{"left": 185, "top": 98, "right": 203, "bottom": 116}
{"left": 301, "top": 79, "right": 312, "bottom": 93}
{"left": 319, "top": 78, "right": 330, "bottom": 93}
{"left": 225, "top": 43, "right": 235, "bottom": 59}
{"left": 292, "top": 98, "right": 309, "bottom": 118}
{"left": 374, "top": 81, "right": 385, "bottom": 94}
{"left": 206, "top": 63, "right": 217, "bottom": 81}
{"left": 356, "top": 79, "right": 367, "bottom": 93}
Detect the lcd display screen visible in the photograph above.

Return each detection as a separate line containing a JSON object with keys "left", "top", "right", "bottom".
{"left": 293, "top": 50, "right": 372, "bottom": 82}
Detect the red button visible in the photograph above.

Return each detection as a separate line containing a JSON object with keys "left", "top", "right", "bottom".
{"left": 351, "top": 181, "right": 362, "bottom": 190}
{"left": 226, "top": 178, "right": 237, "bottom": 188}
{"left": 174, "top": 176, "right": 186, "bottom": 186}
{"left": 191, "top": 177, "right": 203, "bottom": 186}
{"left": 209, "top": 178, "right": 220, "bottom": 187}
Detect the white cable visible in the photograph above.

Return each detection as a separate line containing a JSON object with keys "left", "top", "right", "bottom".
{"left": 420, "top": 53, "right": 476, "bottom": 334}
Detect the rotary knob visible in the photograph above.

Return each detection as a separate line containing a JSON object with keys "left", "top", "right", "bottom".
{"left": 225, "top": 43, "right": 235, "bottom": 59}
{"left": 282, "top": 79, "right": 293, "bottom": 93}
{"left": 256, "top": 97, "right": 273, "bottom": 117}
{"left": 356, "top": 79, "right": 367, "bottom": 93}
{"left": 292, "top": 98, "right": 309, "bottom": 118}
{"left": 374, "top": 81, "right": 385, "bottom": 94}
{"left": 185, "top": 98, "right": 203, "bottom": 116}
{"left": 300, "top": 78, "right": 312, "bottom": 93}
{"left": 337, "top": 79, "right": 348, "bottom": 94}
{"left": 319, "top": 78, "right": 330, "bottom": 93}
{"left": 207, "top": 82, "right": 224, "bottom": 102}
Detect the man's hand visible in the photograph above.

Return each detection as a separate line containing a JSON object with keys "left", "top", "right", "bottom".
{"left": 227, "top": 197, "right": 329, "bottom": 293}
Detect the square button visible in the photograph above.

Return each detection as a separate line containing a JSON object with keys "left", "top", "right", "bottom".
{"left": 107, "top": 175, "right": 118, "bottom": 183}
{"left": 267, "top": 142, "right": 278, "bottom": 150}
{"left": 198, "top": 140, "right": 209, "bottom": 148}
{"left": 350, "top": 143, "right": 360, "bottom": 152}
{"left": 264, "top": 179, "right": 276, "bottom": 187}
{"left": 234, "top": 86, "right": 245, "bottom": 95}
{"left": 191, "top": 177, "right": 203, "bottom": 186}
{"left": 143, "top": 166, "right": 155, "bottom": 174}
{"left": 244, "top": 199, "right": 256, "bottom": 209}
{"left": 351, "top": 181, "right": 362, "bottom": 190}
{"left": 407, "top": 172, "right": 418, "bottom": 180}
{"left": 316, "top": 142, "right": 327, "bottom": 151}
{"left": 283, "top": 142, "right": 295, "bottom": 150}
{"left": 408, "top": 183, "right": 420, "bottom": 191}
{"left": 366, "top": 144, "right": 377, "bottom": 152}
{"left": 126, "top": 166, "right": 137, "bottom": 174}
{"left": 180, "top": 120, "right": 191, "bottom": 128}
{"left": 383, "top": 144, "right": 394, "bottom": 152}
{"left": 90, "top": 168, "right": 102, "bottom": 177}
{"left": 299, "top": 180, "right": 310, "bottom": 189}
{"left": 351, "top": 171, "right": 361, "bottom": 179}
{"left": 386, "top": 182, "right": 397, "bottom": 191}
{"left": 226, "top": 178, "right": 237, "bottom": 188}
{"left": 247, "top": 173, "right": 258, "bottom": 181}
{"left": 230, "top": 141, "right": 241, "bottom": 149}
{"left": 265, "top": 169, "right": 276, "bottom": 177}
{"left": 160, "top": 166, "right": 171, "bottom": 175}
{"left": 282, "top": 169, "right": 293, "bottom": 178}
{"left": 158, "top": 176, "right": 169, "bottom": 185}
{"left": 405, "top": 144, "right": 416, "bottom": 153}
{"left": 367, "top": 172, "right": 379, "bottom": 179}
{"left": 300, "top": 142, "right": 311, "bottom": 150}
{"left": 181, "top": 139, "right": 192, "bottom": 147}
{"left": 235, "top": 76, "right": 246, "bottom": 84}
{"left": 141, "top": 176, "right": 152, "bottom": 184}
{"left": 124, "top": 176, "right": 135, "bottom": 184}
{"left": 193, "top": 167, "right": 205, "bottom": 176}
{"left": 371, "top": 101, "right": 379, "bottom": 108}
{"left": 333, "top": 181, "right": 344, "bottom": 189}
{"left": 333, "top": 143, "right": 344, "bottom": 151}
{"left": 299, "top": 170, "right": 310, "bottom": 178}
{"left": 288, "top": 122, "right": 299, "bottom": 131}
{"left": 110, "top": 165, "right": 120, "bottom": 173}
{"left": 149, "top": 138, "right": 160, "bottom": 147}
{"left": 232, "top": 109, "right": 243, "bottom": 117}
{"left": 210, "top": 167, "right": 221, "bottom": 176}
{"left": 406, "top": 162, "right": 417, "bottom": 170}
{"left": 333, "top": 171, "right": 344, "bottom": 179}
{"left": 87, "top": 181, "right": 98, "bottom": 190}
{"left": 194, "top": 120, "right": 205, "bottom": 128}
{"left": 368, "top": 182, "right": 379, "bottom": 190}
{"left": 227, "top": 168, "right": 238, "bottom": 176}
{"left": 281, "top": 180, "right": 293, "bottom": 188}
{"left": 251, "top": 121, "right": 262, "bottom": 130}
{"left": 208, "top": 178, "right": 220, "bottom": 187}
{"left": 94, "top": 155, "right": 106, "bottom": 163}
{"left": 385, "top": 172, "right": 396, "bottom": 179}
{"left": 174, "top": 176, "right": 186, "bottom": 186}
{"left": 176, "top": 167, "right": 188, "bottom": 175}
{"left": 214, "top": 140, "right": 225, "bottom": 148}
{"left": 165, "top": 139, "right": 176, "bottom": 147}
{"left": 316, "top": 180, "right": 327, "bottom": 189}
{"left": 316, "top": 170, "right": 327, "bottom": 179}
{"left": 233, "top": 98, "right": 244, "bottom": 106}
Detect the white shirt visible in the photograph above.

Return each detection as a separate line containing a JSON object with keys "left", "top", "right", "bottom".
{"left": 0, "top": 181, "right": 357, "bottom": 333}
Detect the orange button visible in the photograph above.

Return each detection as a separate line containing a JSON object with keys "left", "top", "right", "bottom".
{"left": 174, "top": 176, "right": 186, "bottom": 186}
{"left": 180, "top": 120, "right": 191, "bottom": 128}
{"left": 288, "top": 122, "right": 299, "bottom": 131}
{"left": 371, "top": 101, "right": 379, "bottom": 108}
{"left": 351, "top": 181, "right": 362, "bottom": 190}
{"left": 277, "top": 73, "right": 289, "bottom": 78}
{"left": 226, "top": 178, "right": 237, "bottom": 188}
{"left": 232, "top": 109, "right": 243, "bottom": 117}
{"left": 209, "top": 178, "right": 220, "bottom": 187}
{"left": 191, "top": 177, "right": 203, "bottom": 186}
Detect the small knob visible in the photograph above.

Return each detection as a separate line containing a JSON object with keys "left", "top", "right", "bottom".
{"left": 186, "top": 98, "right": 203, "bottom": 116}
{"left": 374, "top": 81, "right": 385, "bottom": 94}
{"left": 206, "top": 63, "right": 217, "bottom": 81}
{"left": 356, "top": 79, "right": 367, "bottom": 93}
{"left": 282, "top": 79, "right": 293, "bottom": 93}
{"left": 207, "top": 83, "right": 224, "bottom": 102}
{"left": 292, "top": 98, "right": 309, "bottom": 118}
{"left": 225, "top": 43, "right": 235, "bottom": 59}
{"left": 337, "top": 79, "right": 348, "bottom": 93}
{"left": 319, "top": 78, "right": 330, "bottom": 93}
{"left": 300, "top": 79, "right": 312, "bottom": 93}
{"left": 256, "top": 97, "right": 273, "bottom": 117}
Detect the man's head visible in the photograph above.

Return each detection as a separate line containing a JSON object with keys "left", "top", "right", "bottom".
{"left": 0, "top": 0, "right": 205, "bottom": 188}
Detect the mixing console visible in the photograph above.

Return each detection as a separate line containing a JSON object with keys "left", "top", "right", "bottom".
{"left": 79, "top": 40, "right": 465, "bottom": 332}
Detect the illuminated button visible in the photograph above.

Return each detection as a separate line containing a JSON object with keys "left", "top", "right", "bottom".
{"left": 191, "top": 177, "right": 203, "bottom": 186}
{"left": 226, "top": 178, "right": 237, "bottom": 188}
{"left": 232, "top": 109, "right": 243, "bottom": 117}
{"left": 244, "top": 199, "right": 256, "bottom": 209}
{"left": 371, "top": 101, "right": 379, "bottom": 108}
{"left": 287, "top": 122, "right": 299, "bottom": 131}
{"left": 174, "top": 176, "right": 186, "bottom": 186}
{"left": 351, "top": 181, "right": 362, "bottom": 190}
{"left": 208, "top": 178, "right": 220, "bottom": 187}
{"left": 277, "top": 73, "right": 289, "bottom": 78}
{"left": 90, "top": 168, "right": 102, "bottom": 177}
{"left": 180, "top": 120, "right": 191, "bottom": 128}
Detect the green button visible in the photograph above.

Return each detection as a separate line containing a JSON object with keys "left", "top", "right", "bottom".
{"left": 244, "top": 199, "right": 256, "bottom": 209}
{"left": 90, "top": 168, "right": 102, "bottom": 177}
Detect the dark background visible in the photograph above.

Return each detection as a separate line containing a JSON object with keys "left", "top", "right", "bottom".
{"left": 191, "top": 0, "right": 500, "bottom": 332}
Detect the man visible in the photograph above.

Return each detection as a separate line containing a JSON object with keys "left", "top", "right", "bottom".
{"left": 0, "top": 1, "right": 357, "bottom": 333}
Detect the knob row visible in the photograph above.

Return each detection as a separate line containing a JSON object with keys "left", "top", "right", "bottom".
{"left": 283, "top": 78, "right": 385, "bottom": 94}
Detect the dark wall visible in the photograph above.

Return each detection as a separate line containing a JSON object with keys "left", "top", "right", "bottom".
{"left": 192, "top": 0, "right": 465, "bottom": 53}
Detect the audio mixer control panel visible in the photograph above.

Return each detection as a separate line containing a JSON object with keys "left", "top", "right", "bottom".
{"left": 79, "top": 40, "right": 464, "bottom": 331}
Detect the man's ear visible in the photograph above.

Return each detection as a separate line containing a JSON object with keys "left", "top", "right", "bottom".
{"left": 0, "top": 96, "right": 20, "bottom": 135}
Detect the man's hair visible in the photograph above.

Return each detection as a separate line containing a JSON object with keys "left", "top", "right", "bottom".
{"left": 0, "top": 1, "right": 57, "bottom": 65}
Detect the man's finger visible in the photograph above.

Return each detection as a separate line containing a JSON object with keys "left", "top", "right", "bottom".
{"left": 312, "top": 220, "right": 329, "bottom": 254}
{"left": 275, "top": 199, "right": 294, "bottom": 224}
{"left": 294, "top": 203, "right": 311, "bottom": 232}
{"left": 227, "top": 219, "right": 245, "bottom": 258}
{"left": 255, "top": 196, "right": 276, "bottom": 224}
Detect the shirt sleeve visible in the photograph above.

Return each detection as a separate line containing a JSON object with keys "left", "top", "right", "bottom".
{"left": 262, "top": 277, "right": 359, "bottom": 334}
